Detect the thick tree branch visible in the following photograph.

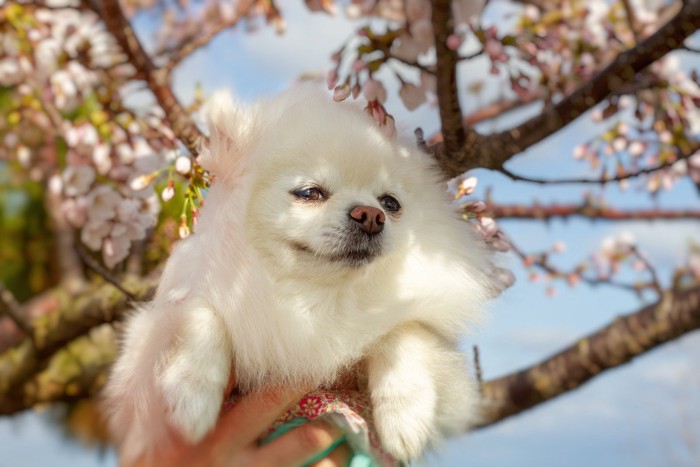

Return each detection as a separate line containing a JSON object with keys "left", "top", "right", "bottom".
{"left": 96, "top": 0, "right": 204, "bottom": 156}
{"left": 431, "top": 0, "right": 467, "bottom": 161}
{"left": 431, "top": 0, "right": 700, "bottom": 177}
{"left": 3, "top": 279, "right": 699, "bottom": 430}
{"left": 487, "top": 202, "right": 700, "bottom": 221}
{"left": 0, "top": 324, "right": 117, "bottom": 415}
{"left": 0, "top": 282, "right": 32, "bottom": 337}
{"left": 0, "top": 274, "right": 155, "bottom": 408}
{"left": 478, "top": 285, "right": 700, "bottom": 427}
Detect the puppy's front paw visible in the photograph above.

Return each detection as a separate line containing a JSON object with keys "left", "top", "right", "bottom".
{"left": 373, "top": 396, "right": 435, "bottom": 462}
{"left": 159, "top": 361, "right": 223, "bottom": 443}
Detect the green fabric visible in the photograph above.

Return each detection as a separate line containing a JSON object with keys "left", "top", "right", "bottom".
{"left": 262, "top": 417, "right": 376, "bottom": 467}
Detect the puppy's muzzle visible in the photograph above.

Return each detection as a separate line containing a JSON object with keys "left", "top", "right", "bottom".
{"left": 349, "top": 205, "right": 385, "bottom": 235}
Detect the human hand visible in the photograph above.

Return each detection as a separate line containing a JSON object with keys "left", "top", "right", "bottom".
{"left": 130, "top": 388, "right": 351, "bottom": 467}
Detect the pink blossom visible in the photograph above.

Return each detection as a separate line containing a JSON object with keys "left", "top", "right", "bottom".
{"left": 458, "top": 176, "right": 478, "bottom": 197}
{"left": 48, "top": 174, "right": 63, "bottom": 196}
{"left": 102, "top": 235, "right": 131, "bottom": 269}
{"left": 129, "top": 173, "right": 155, "bottom": 191}
{"left": 17, "top": 146, "right": 31, "bottom": 167}
{"left": 420, "top": 71, "right": 436, "bottom": 93}
{"left": 179, "top": 217, "right": 191, "bottom": 239}
{"left": 552, "top": 242, "right": 566, "bottom": 253}
{"left": 393, "top": 34, "right": 424, "bottom": 62}
{"left": 50, "top": 70, "right": 79, "bottom": 111}
{"left": 87, "top": 185, "right": 122, "bottom": 221}
{"left": 493, "top": 267, "right": 516, "bottom": 290}
{"left": 446, "top": 34, "right": 462, "bottom": 51}
{"left": 117, "top": 144, "right": 135, "bottom": 164}
{"left": 382, "top": 115, "right": 396, "bottom": 139}
{"left": 591, "top": 108, "right": 604, "bottom": 122}
{"left": 566, "top": 273, "right": 580, "bottom": 287}
{"left": 62, "top": 166, "right": 96, "bottom": 197}
{"left": 175, "top": 156, "right": 192, "bottom": 175}
{"left": 161, "top": 184, "right": 175, "bottom": 202}
{"left": 117, "top": 199, "right": 155, "bottom": 240}
{"left": 399, "top": 83, "right": 426, "bottom": 111}
{"left": 333, "top": 84, "right": 351, "bottom": 102}
{"left": 352, "top": 59, "right": 365, "bottom": 72}
{"left": 523, "top": 5, "right": 540, "bottom": 21}
{"left": 326, "top": 70, "right": 338, "bottom": 90}
{"left": 61, "top": 197, "right": 88, "bottom": 227}
{"left": 490, "top": 238, "right": 511, "bottom": 252}
{"left": 646, "top": 175, "right": 660, "bottom": 193}
{"left": 409, "top": 20, "right": 433, "bottom": 49}
{"left": 363, "top": 79, "right": 387, "bottom": 103}
{"left": 352, "top": 83, "right": 361, "bottom": 99}
{"left": 618, "top": 95, "right": 633, "bottom": 109}
{"left": 479, "top": 217, "right": 498, "bottom": 237}
{"left": 453, "top": 0, "right": 485, "bottom": 23}
{"left": 628, "top": 141, "right": 645, "bottom": 157}
{"left": 93, "top": 143, "right": 112, "bottom": 175}
{"left": 405, "top": 0, "right": 430, "bottom": 22}
{"left": 81, "top": 219, "right": 111, "bottom": 251}
{"left": 0, "top": 59, "right": 21, "bottom": 86}
{"left": 612, "top": 137, "right": 626, "bottom": 152}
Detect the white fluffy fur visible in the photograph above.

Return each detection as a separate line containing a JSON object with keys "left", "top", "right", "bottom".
{"left": 104, "top": 87, "right": 496, "bottom": 464}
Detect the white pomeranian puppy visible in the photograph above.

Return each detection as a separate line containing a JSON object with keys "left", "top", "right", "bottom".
{"left": 104, "top": 87, "right": 497, "bottom": 464}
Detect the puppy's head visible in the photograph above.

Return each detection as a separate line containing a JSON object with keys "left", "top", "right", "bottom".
{"left": 203, "top": 87, "right": 463, "bottom": 280}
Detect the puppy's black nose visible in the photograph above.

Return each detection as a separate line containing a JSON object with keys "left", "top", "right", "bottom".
{"left": 349, "top": 205, "right": 385, "bottom": 235}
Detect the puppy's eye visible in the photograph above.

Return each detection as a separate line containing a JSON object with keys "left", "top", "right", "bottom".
{"left": 293, "top": 187, "right": 326, "bottom": 202}
{"left": 379, "top": 195, "right": 401, "bottom": 213}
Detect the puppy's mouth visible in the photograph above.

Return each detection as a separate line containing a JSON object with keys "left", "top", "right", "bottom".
{"left": 290, "top": 229, "right": 383, "bottom": 267}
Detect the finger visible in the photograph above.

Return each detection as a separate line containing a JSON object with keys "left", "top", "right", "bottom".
{"left": 217, "top": 387, "right": 307, "bottom": 445}
{"left": 253, "top": 419, "right": 345, "bottom": 467}
{"left": 309, "top": 442, "right": 352, "bottom": 467}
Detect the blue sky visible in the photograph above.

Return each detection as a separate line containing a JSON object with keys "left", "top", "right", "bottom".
{"left": 2, "top": 2, "right": 699, "bottom": 466}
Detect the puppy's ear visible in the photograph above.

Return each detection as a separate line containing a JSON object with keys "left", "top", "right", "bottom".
{"left": 202, "top": 90, "right": 256, "bottom": 179}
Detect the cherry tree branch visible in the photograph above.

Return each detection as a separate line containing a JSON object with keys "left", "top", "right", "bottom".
{"left": 431, "top": 0, "right": 467, "bottom": 161}
{"left": 508, "top": 240, "right": 659, "bottom": 294}
{"left": 498, "top": 142, "right": 699, "bottom": 185}
{"left": 478, "top": 285, "right": 700, "bottom": 427}
{"left": 430, "top": 0, "right": 700, "bottom": 177}
{"left": 0, "top": 274, "right": 155, "bottom": 411}
{"left": 0, "top": 282, "right": 32, "bottom": 337}
{"left": 487, "top": 202, "right": 700, "bottom": 221}
{"left": 2, "top": 276, "right": 699, "bottom": 429}
{"left": 160, "top": 5, "right": 256, "bottom": 74}
{"left": 94, "top": 0, "right": 204, "bottom": 156}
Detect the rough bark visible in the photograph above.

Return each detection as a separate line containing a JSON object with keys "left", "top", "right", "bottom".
{"left": 431, "top": 0, "right": 466, "bottom": 159}
{"left": 95, "top": 0, "right": 205, "bottom": 156}
{"left": 478, "top": 286, "right": 700, "bottom": 427}
{"left": 2, "top": 277, "right": 699, "bottom": 425}
{"left": 487, "top": 203, "right": 700, "bottom": 221}
{"left": 0, "top": 274, "right": 155, "bottom": 413}
{"left": 431, "top": 0, "right": 700, "bottom": 177}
